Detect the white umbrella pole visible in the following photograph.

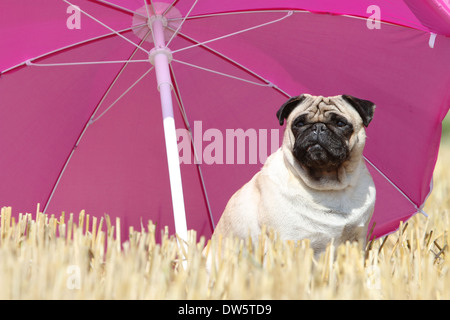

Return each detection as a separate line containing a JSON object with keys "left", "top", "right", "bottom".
{"left": 149, "top": 15, "right": 188, "bottom": 242}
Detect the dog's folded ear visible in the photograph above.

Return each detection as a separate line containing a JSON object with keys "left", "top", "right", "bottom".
{"left": 342, "top": 94, "right": 376, "bottom": 127}
{"left": 277, "top": 95, "right": 306, "bottom": 126}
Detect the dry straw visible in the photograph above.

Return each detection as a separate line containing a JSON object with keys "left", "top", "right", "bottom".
{"left": 0, "top": 146, "right": 448, "bottom": 299}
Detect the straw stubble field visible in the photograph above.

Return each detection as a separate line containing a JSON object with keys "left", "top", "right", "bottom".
{"left": 0, "top": 145, "right": 449, "bottom": 299}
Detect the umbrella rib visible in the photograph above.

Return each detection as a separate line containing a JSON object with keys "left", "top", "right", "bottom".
{"left": 363, "top": 155, "right": 429, "bottom": 217}
{"left": 163, "top": 0, "right": 179, "bottom": 16}
{"left": 166, "top": 0, "right": 199, "bottom": 47}
{"left": 90, "top": 66, "right": 154, "bottom": 124}
{"left": 63, "top": 0, "right": 150, "bottom": 55}
{"left": 172, "top": 30, "right": 291, "bottom": 98}
{"left": 171, "top": 11, "right": 293, "bottom": 54}
{"left": 26, "top": 59, "right": 149, "bottom": 67}
{"left": 169, "top": 63, "right": 216, "bottom": 230}
{"left": 172, "top": 59, "right": 270, "bottom": 87}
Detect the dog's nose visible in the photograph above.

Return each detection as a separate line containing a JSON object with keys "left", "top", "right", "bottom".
{"left": 312, "top": 123, "right": 326, "bottom": 134}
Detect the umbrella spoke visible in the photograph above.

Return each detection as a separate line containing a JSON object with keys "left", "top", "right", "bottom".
{"left": 170, "top": 11, "right": 293, "bottom": 54}
{"left": 90, "top": 66, "right": 154, "bottom": 124}
{"left": 163, "top": 0, "right": 179, "bottom": 16}
{"left": 63, "top": 0, "right": 150, "bottom": 55}
{"left": 172, "top": 59, "right": 270, "bottom": 87}
{"left": 165, "top": 0, "right": 199, "bottom": 47}
{"left": 26, "top": 59, "right": 148, "bottom": 67}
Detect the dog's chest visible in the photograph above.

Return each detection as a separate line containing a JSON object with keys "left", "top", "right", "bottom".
{"left": 289, "top": 190, "right": 367, "bottom": 226}
{"left": 262, "top": 179, "right": 373, "bottom": 251}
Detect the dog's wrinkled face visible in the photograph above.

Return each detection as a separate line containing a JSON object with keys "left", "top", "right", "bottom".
{"left": 277, "top": 94, "right": 375, "bottom": 180}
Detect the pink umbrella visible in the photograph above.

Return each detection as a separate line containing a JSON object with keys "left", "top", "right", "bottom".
{"left": 1, "top": 0, "right": 449, "bottom": 241}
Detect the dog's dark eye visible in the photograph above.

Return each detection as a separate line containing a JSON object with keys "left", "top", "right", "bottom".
{"left": 293, "top": 116, "right": 307, "bottom": 128}
{"left": 337, "top": 120, "right": 346, "bottom": 127}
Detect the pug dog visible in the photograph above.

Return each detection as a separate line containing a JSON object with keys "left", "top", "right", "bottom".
{"left": 213, "top": 94, "right": 376, "bottom": 255}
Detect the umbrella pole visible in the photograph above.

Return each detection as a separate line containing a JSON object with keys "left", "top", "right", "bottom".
{"left": 149, "top": 15, "right": 188, "bottom": 242}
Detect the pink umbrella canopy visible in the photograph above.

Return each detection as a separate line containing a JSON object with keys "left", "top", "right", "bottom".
{"left": 1, "top": 0, "right": 449, "bottom": 240}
